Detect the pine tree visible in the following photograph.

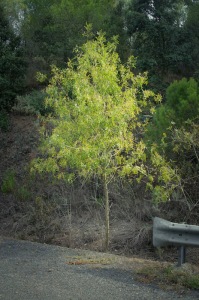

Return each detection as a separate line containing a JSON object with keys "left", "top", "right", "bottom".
{"left": 0, "top": 2, "right": 26, "bottom": 112}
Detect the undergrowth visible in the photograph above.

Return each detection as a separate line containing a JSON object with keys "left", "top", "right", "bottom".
{"left": 0, "top": 110, "right": 9, "bottom": 131}
{"left": 12, "top": 90, "right": 51, "bottom": 116}
{"left": 1, "top": 169, "right": 16, "bottom": 193}
{"left": 136, "top": 263, "right": 199, "bottom": 290}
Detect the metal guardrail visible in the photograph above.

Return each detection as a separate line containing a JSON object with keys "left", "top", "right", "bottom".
{"left": 153, "top": 217, "right": 199, "bottom": 266}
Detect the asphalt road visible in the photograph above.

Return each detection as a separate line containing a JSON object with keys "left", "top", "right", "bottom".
{"left": 0, "top": 237, "right": 198, "bottom": 300}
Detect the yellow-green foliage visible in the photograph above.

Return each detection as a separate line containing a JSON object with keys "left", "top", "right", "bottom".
{"left": 148, "top": 145, "right": 179, "bottom": 202}
{"left": 30, "top": 32, "right": 181, "bottom": 248}
{"left": 33, "top": 32, "right": 160, "bottom": 182}
{"left": 31, "top": 31, "right": 179, "bottom": 209}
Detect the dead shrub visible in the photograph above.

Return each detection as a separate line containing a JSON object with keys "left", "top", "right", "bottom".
{"left": 110, "top": 219, "right": 152, "bottom": 254}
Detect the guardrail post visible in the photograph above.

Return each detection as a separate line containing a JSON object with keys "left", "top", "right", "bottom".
{"left": 153, "top": 217, "right": 199, "bottom": 266}
{"left": 177, "top": 246, "right": 186, "bottom": 267}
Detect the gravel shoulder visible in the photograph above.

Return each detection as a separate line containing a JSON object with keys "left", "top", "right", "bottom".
{"left": 0, "top": 236, "right": 198, "bottom": 300}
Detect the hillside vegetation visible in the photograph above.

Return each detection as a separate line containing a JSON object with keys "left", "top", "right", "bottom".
{"left": 0, "top": 0, "right": 199, "bottom": 272}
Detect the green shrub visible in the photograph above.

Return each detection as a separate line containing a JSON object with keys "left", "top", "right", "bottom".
{"left": 13, "top": 90, "right": 52, "bottom": 116}
{"left": 166, "top": 78, "right": 199, "bottom": 124}
{"left": 1, "top": 169, "right": 31, "bottom": 200}
{"left": 137, "top": 263, "right": 199, "bottom": 290}
{"left": 1, "top": 169, "right": 16, "bottom": 193}
{"left": 145, "top": 78, "right": 199, "bottom": 148}
{"left": 184, "top": 275, "right": 199, "bottom": 289}
{"left": 16, "top": 186, "right": 31, "bottom": 201}
{"left": 145, "top": 105, "right": 174, "bottom": 148}
{"left": 0, "top": 110, "right": 9, "bottom": 131}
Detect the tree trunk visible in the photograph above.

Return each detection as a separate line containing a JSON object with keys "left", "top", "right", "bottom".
{"left": 103, "top": 175, "right": 109, "bottom": 251}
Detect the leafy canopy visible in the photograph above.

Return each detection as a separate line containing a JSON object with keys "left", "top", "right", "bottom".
{"left": 33, "top": 32, "right": 160, "bottom": 182}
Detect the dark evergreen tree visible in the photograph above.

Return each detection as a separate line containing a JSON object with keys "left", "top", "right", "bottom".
{"left": 15, "top": 0, "right": 122, "bottom": 86}
{"left": 0, "top": 2, "right": 26, "bottom": 112}
{"left": 124, "top": 0, "right": 189, "bottom": 81}
{"left": 184, "top": 1, "right": 199, "bottom": 80}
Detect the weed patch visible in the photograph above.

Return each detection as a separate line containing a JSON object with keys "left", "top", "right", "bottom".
{"left": 0, "top": 111, "right": 9, "bottom": 131}
{"left": 66, "top": 256, "right": 115, "bottom": 265}
{"left": 16, "top": 186, "right": 31, "bottom": 201}
{"left": 136, "top": 263, "right": 199, "bottom": 290}
{"left": 1, "top": 169, "right": 16, "bottom": 193}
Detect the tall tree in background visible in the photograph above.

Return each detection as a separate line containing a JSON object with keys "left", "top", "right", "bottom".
{"left": 3, "top": 0, "right": 198, "bottom": 91}
{"left": 124, "top": 0, "right": 189, "bottom": 84}
{"left": 0, "top": 1, "right": 26, "bottom": 112}
{"left": 184, "top": 1, "right": 199, "bottom": 79}
{"left": 104, "top": 0, "right": 130, "bottom": 62}
{"left": 49, "top": 0, "right": 118, "bottom": 62}
{"left": 20, "top": 0, "right": 57, "bottom": 87}
{"left": 4, "top": 0, "right": 123, "bottom": 87}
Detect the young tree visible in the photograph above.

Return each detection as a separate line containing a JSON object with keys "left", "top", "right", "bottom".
{"left": 33, "top": 32, "right": 161, "bottom": 249}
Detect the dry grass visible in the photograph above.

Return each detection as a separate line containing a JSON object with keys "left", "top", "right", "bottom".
{"left": 65, "top": 255, "right": 117, "bottom": 266}
{"left": 110, "top": 219, "right": 152, "bottom": 253}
